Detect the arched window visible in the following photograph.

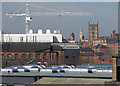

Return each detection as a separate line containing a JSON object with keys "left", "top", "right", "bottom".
{"left": 2, "top": 54, "right": 4, "bottom": 59}
{"left": 22, "top": 54, "right": 26, "bottom": 59}
{"left": 52, "top": 53, "right": 54, "bottom": 60}
{"left": 102, "top": 59, "right": 105, "bottom": 61}
{"left": 92, "top": 57, "right": 94, "bottom": 63}
{"left": 86, "top": 57, "right": 89, "bottom": 63}
{"left": 14, "top": 54, "right": 19, "bottom": 60}
{"left": 66, "top": 56, "right": 69, "bottom": 59}
{"left": 28, "top": 54, "right": 33, "bottom": 60}
{"left": 37, "top": 54, "right": 41, "bottom": 60}
{"left": 43, "top": 54, "right": 47, "bottom": 60}
{"left": 86, "top": 57, "right": 89, "bottom": 59}
{"left": 73, "top": 56, "right": 76, "bottom": 58}
{"left": 7, "top": 54, "right": 12, "bottom": 59}
{"left": 110, "top": 60, "right": 112, "bottom": 63}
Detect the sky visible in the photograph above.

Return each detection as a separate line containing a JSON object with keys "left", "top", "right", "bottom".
{"left": 2, "top": 2, "right": 118, "bottom": 41}
{"left": 1, "top": 0, "right": 120, "bottom": 2}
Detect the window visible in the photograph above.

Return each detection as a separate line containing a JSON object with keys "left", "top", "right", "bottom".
{"left": 9, "top": 36, "right": 12, "bottom": 42}
{"left": 56, "top": 53, "right": 59, "bottom": 64}
{"left": 73, "top": 56, "right": 76, "bottom": 58}
{"left": 66, "top": 56, "right": 69, "bottom": 59}
{"left": 92, "top": 60, "right": 94, "bottom": 63}
{"left": 82, "top": 59, "right": 84, "bottom": 61}
{"left": 20, "top": 37, "right": 23, "bottom": 42}
{"left": 103, "top": 59, "right": 105, "bottom": 61}
{"left": 43, "top": 54, "right": 47, "bottom": 60}
{"left": 33, "top": 36, "right": 34, "bottom": 42}
{"left": 22, "top": 54, "right": 26, "bottom": 59}
{"left": 28, "top": 54, "right": 33, "bottom": 60}
{"left": 86, "top": 57, "right": 89, "bottom": 59}
{"left": 7, "top": 54, "right": 12, "bottom": 59}
{"left": 92, "top": 32, "right": 94, "bottom": 34}
{"left": 26, "top": 36, "right": 28, "bottom": 42}
{"left": 110, "top": 60, "right": 112, "bottom": 63}
{"left": 35, "top": 36, "right": 37, "bottom": 42}
{"left": 52, "top": 53, "right": 54, "bottom": 60}
{"left": 37, "top": 54, "right": 41, "bottom": 60}
{"left": 2, "top": 54, "right": 4, "bottom": 59}
{"left": 14, "top": 54, "right": 19, "bottom": 60}
{"left": 86, "top": 57, "right": 89, "bottom": 63}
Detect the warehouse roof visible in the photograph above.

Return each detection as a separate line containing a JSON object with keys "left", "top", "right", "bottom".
{"left": 2, "top": 42, "right": 63, "bottom": 52}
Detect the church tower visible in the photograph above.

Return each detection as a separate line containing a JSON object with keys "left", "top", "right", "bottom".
{"left": 88, "top": 22, "right": 99, "bottom": 41}
{"left": 79, "top": 28, "right": 84, "bottom": 43}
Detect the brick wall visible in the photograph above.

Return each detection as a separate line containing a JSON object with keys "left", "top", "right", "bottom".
{"left": 112, "top": 57, "right": 117, "bottom": 81}
{"left": 1, "top": 49, "right": 65, "bottom": 67}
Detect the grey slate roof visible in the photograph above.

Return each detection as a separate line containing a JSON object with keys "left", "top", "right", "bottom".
{"left": 80, "top": 47, "right": 94, "bottom": 52}
{"left": 51, "top": 45, "right": 63, "bottom": 51}
{"left": 2, "top": 42, "right": 63, "bottom": 52}
{"left": 95, "top": 52, "right": 105, "bottom": 56}
{"left": 81, "top": 53, "right": 94, "bottom": 56}
{"left": 92, "top": 44, "right": 108, "bottom": 49}
{"left": 106, "top": 38, "right": 118, "bottom": 44}
{"left": 99, "top": 54, "right": 110, "bottom": 60}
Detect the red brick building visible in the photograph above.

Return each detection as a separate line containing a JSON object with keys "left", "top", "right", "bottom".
{"left": 80, "top": 30, "right": 120, "bottom": 64}
{"left": 1, "top": 42, "right": 64, "bottom": 67}
{"left": 93, "top": 37, "right": 119, "bottom": 56}
{"left": 1, "top": 42, "right": 81, "bottom": 67}
{"left": 80, "top": 47, "right": 94, "bottom": 63}
{"left": 80, "top": 46, "right": 112, "bottom": 64}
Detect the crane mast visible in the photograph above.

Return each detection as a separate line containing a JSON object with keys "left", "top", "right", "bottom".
{"left": 25, "top": 4, "right": 30, "bottom": 34}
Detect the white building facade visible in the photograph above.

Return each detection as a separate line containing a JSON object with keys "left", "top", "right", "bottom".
{"left": 2, "top": 29, "right": 62, "bottom": 43}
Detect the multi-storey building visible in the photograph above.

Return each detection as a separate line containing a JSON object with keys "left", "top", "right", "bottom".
{"left": 1, "top": 29, "right": 62, "bottom": 43}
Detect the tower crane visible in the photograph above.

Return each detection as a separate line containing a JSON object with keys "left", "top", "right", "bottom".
{"left": 6, "top": 4, "right": 93, "bottom": 34}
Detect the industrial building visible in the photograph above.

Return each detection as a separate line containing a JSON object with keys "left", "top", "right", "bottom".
{"left": 1, "top": 42, "right": 81, "bottom": 67}
{"left": 1, "top": 29, "right": 62, "bottom": 43}
{"left": 1, "top": 41, "right": 114, "bottom": 68}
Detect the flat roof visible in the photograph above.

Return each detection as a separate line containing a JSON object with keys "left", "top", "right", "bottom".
{"left": 33, "top": 77, "right": 112, "bottom": 84}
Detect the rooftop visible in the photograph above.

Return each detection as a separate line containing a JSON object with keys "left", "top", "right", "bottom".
{"left": 80, "top": 47, "right": 94, "bottom": 52}
{"left": 33, "top": 77, "right": 111, "bottom": 85}
{"left": 92, "top": 44, "right": 108, "bottom": 49}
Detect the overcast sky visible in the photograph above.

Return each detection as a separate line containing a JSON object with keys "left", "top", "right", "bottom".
{"left": 2, "top": 2, "right": 118, "bottom": 41}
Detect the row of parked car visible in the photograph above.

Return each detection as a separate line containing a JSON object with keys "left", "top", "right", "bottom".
{"left": 1, "top": 64, "right": 112, "bottom": 73}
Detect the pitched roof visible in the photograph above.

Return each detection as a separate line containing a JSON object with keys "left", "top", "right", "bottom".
{"left": 2, "top": 42, "right": 51, "bottom": 52}
{"left": 99, "top": 54, "right": 110, "bottom": 60}
{"left": 95, "top": 52, "right": 105, "bottom": 56}
{"left": 80, "top": 47, "right": 94, "bottom": 52}
{"left": 51, "top": 45, "right": 63, "bottom": 51}
{"left": 2, "top": 42, "right": 64, "bottom": 52}
{"left": 81, "top": 53, "right": 94, "bottom": 56}
{"left": 92, "top": 44, "right": 108, "bottom": 49}
{"left": 106, "top": 38, "right": 118, "bottom": 44}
